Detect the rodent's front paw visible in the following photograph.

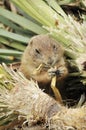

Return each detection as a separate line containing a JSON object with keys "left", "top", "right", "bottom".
{"left": 32, "top": 64, "right": 43, "bottom": 75}
{"left": 48, "top": 66, "right": 66, "bottom": 78}
{"left": 57, "top": 66, "right": 65, "bottom": 75}
{"left": 48, "top": 67, "right": 60, "bottom": 78}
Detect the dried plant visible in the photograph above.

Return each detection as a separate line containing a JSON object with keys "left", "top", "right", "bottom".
{"left": 0, "top": 64, "right": 85, "bottom": 130}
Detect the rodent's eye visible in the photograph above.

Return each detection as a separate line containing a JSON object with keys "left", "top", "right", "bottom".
{"left": 35, "top": 49, "right": 41, "bottom": 54}
{"left": 53, "top": 45, "right": 57, "bottom": 52}
{"left": 34, "top": 49, "right": 42, "bottom": 58}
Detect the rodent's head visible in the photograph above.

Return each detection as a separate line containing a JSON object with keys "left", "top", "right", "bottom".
{"left": 24, "top": 35, "right": 64, "bottom": 68}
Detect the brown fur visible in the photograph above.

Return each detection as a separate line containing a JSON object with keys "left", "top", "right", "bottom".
{"left": 20, "top": 35, "right": 68, "bottom": 95}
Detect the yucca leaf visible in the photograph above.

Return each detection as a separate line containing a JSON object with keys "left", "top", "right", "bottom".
{"left": 0, "top": 37, "right": 26, "bottom": 51}
{"left": 11, "top": 0, "right": 86, "bottom": 85}
{"left": 12, "top": 0, "right": 55, "bottom": 26}
{"left": 0, "top": 56, "right": 19, "bottom": 64}
{"left": 11, "top": 0, "right": 86, "bottom": 51}
{"left": 0, "top": 8, "right": 47, "bottom": 34}
{"left": 57, "top": 0, "right": 76, "bottom": 5}
{"left": 0, "top": 15, "right": 24, "bottom": 32}
{"left": 46, "top": 0, "right": 68, "bottom": 18}
{"left": 0, "top": 29, "right": 29, "bottom": 43}
{"left": 0, "top": 49, "right": 22, "bottom": 56}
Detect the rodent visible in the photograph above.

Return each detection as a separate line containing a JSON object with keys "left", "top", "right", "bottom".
{"left": 20, "top": 34, "right": 68, "bottom": 97}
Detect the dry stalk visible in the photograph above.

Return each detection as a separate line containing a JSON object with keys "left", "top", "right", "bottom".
{"left": 0, "top": 65, "right": 86, "bottom": 130}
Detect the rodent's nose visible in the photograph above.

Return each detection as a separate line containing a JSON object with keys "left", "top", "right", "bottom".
{"left": 47, "top": 57, "right": 54, "bottom": 65}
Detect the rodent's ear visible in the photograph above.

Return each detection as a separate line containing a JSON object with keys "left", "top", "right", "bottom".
{"left": 29, "top": 39, "right": 33, "bottom": 46}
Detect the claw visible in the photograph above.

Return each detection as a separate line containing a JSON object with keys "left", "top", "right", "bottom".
{"left": 32, "top": 64, "right": 43, "bottom": 75}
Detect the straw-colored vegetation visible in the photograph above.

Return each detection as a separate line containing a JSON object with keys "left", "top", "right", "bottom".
{"left": 0, "top": 0, "right": 86, "bottom": 129}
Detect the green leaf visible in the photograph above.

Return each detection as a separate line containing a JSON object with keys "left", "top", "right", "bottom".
{"left": 0, "top": 29, "right": 29, "bottom": 43}
{"left": 0, "top": 49, "right": 22, "bottom": 56}
{"left": 0, "top": 8, "right": 47, "bottom": 34}
{"left": 0, "top": 16, "right": 24, "bottom": 32}
{"left": 0, "top": 37, "right": 26, "bottom": 51}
